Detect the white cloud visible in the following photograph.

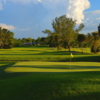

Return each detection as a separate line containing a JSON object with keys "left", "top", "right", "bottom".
{"left": 9, "top": 0, "right": 90, "bottom": 24}
{"left": 0, "top": 23, "right": 15, "bottom": 30}
{"left": 66, "top": 0, "right": 90, "bottom": 24}
{"left": 0, "top": 0, "right": 90, "bottom": 24}
{"left": 89, "top": 10, "right": 100, "bottom": 14}
{"left": 81, "top": 10, "right": 100, "bottom": 33}
{"left": 38, "top": 0, "right": 41, "bottom": 2}
{"left": 83, "top": 18, "right": 90, "bottom": 23}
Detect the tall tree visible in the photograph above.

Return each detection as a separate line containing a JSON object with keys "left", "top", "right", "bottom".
{"left": 77, "top": 34, "right": 86, "bottom": 53}
{"left": 43, "top": 15, "right": 84, "bottom": 51}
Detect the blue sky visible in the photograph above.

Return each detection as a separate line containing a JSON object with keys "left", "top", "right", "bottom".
{"left": 0, "top": 0, "right": 100, "bottom": 39}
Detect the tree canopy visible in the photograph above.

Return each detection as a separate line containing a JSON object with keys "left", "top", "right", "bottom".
{"left": 43, "top": 15, "right": 84, "bottom": 51}
{"left": 0, "top": 27, "right": 14, "bottom": 49}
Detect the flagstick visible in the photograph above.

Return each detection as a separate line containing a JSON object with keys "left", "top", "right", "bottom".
{"left": 70, "top": 56, "right": 72, "bottom": 69}
{"left": 70, "top": 53, "right": 73, "bottom": 69}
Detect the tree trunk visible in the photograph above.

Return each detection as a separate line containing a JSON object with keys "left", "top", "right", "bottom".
{"left": 81, "top": 43, "right": 83, "bottom": 54}
{"left": 68, "top": 44, "right": 71, "bottom": 51}
{"left": 1, "top": 42, "right": 3, "bottom": 49}
{"left": 57, "top": 46, "right": 61, "bottom": 51}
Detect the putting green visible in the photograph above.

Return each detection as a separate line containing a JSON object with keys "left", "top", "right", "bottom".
{"left": 5, "top": 61, "right": 100, "bottom": 73}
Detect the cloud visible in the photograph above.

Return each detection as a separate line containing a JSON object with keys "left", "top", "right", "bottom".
{"left": 81, "top": 10, "right": 100, "bottom": 33}
{"left": 37, "top": 0, "right": 41, "bottom": 2}
{"left": 0, "top": 0, "right": 6, "bottom": 10}
{"left": 66, "top": 0, "right": 90, "bottom": 24}
{"left": 84, "top": 10, "right": 100, "bottom": 22}
{"left": 87, "top": 10, "right": 100, "bottom": 14}
{"left": 10, "top": 0, "right": 90, "bottom": 24}
{"left": 0, "top": 0, "right": 90, "bottom": 24}
{"left": 0, "top": 23, "right": 15, "bottom": 30}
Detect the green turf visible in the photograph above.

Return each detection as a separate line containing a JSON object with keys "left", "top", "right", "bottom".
{"left": 0, "top": 61, "right": 100, "bottom": 100}
{"left": 0, "top": 46, "right": 100, "bottom": 100}
{"left": 5, "top": 61, "right": 100, "bottom": 72}
{"left": 0, "top": 46, "right": 100, "bottom": 62}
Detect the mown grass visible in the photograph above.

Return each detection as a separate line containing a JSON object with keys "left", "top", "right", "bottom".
{"left": 5, "top": 61, "right": 100, "bottom": 72}
{"left": 0, "top": 46, "right": 100, "bottom": 100}
{"left": 0, "top": 61, "right": 100, "bottom": 100}
{"left": 0, "top": 46, "right": 100, "bottom": 62}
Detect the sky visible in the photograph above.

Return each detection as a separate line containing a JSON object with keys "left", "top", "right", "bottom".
{"left": 0, "top": 0, "right": 100, "bottom": 39}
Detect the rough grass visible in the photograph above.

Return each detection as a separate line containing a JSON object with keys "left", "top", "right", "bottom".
{"left": 0, "top": 61, "right": 100, "bottom": 100}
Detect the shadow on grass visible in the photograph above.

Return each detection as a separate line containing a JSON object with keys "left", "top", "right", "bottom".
{"left": 1, "top": 62, "right": 100, "bottom": 100}
{"left": 12, "top": 65, "right": 100, "bottom": 69}
{"left": 52, "top": 72, "right": 100, "bottom": 100}
{"left": 53, "top": 91, "right": 100, "bottom": 100}
{"left": 31, "top": 51, "right": 92, "bottom": 55}
{"left": 0, "top": 50, "right": 92, "bottom": 56}
{"left": 1, "top": 61, "right": 100, "bottom": 79}
{"left": 0, "top": 51, "right": 70, "bottom": 55}
{"left": 0, "top": 62, "right": 31, "bottom": 79}
{"left": 72, "top": 56, "right": 100, "bottom": 62}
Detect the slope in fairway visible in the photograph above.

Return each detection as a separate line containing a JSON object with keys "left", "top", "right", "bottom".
{"left": 5, "top": 61, "right": 100, "bottom": 73}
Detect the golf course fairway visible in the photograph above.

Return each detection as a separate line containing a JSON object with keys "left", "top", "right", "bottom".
{"left": 5, "top": 61, "right": 100, "bottom": 73}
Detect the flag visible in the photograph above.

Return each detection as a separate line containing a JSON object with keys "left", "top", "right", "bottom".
{"left": 71, "top": 53, "right": 73, "bottom": 57}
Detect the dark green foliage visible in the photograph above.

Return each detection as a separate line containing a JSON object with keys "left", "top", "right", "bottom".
{"left": 98, "top": 24, "right": 100, "bottom": 36}
{"left": 14, "top": 38, "right": 23, "bottom": 47}
{"left": 47, "top": 35, "right": 57, "bottom": 47}
{"left": 43, "top": 15, "right": 84, "bottom": 51}
{"left": 77, "top": 34, "right": 86, "bottom": 53}
{"left": 0, "top": 27, "right": 14, "bottom": 49}
{"left": 39, "top": 37, "right": 48, "bottom": 45}
{"left": 88, "top": 32, "right": 100, "bottom": 53}
{"left": 62, "top": 41, "right": 68, "bottom": 49}
{"left": 77, "top": 34, "right": 86, "bottom": 43}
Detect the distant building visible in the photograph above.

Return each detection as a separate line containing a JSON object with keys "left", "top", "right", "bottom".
{"left": 23, "top": 42, "right": 39, "bottom": 46}
{"left": 23, "top": 42, "right": 32, "bottom": 46}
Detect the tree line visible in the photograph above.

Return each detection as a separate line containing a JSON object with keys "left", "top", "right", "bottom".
{"left": 43, "top": 15, "right": 100, "bottom": 53}
{"left": 0, "top": 15, "right": 100, "bottom": 53}
{"left": 0, "top": 27, "right": 48, "bottom": 48}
